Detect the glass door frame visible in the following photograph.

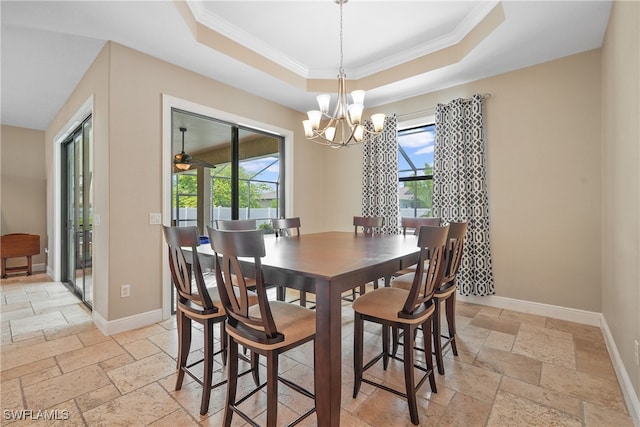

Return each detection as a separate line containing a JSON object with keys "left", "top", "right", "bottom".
{"left": 60, "top": 115, "right": 93, "bottom": 308}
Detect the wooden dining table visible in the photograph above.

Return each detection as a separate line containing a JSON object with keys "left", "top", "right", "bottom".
{"left": 195, "top": 231, "right": 420, "bottom": 426}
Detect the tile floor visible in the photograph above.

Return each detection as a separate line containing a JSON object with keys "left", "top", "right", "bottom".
{"left": 0, "top": 273, "right": 635, "bottom": 426}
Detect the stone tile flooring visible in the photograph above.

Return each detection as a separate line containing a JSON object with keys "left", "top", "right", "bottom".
{"left": 1, "top": 273, "right": 635, "bottom": 426}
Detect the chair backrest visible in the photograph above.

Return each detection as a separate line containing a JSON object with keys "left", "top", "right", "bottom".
{"left": 162, "top": 226, "right": 217, "bottom": 314}
{"left": 353, "top": 216, "right": 384, "bottom": 235}
{"left": 271, "top": 217, "right": 301, "bottom": 237}
{"left": 208, "top": 228, "right": 284, "bottom": 345}
{"left": 441, "top": 221, "right": 468, "bottom": 286}
{"left": 215, "top": 219, "right": 257, "bottom": 231}
{"left": 400, "top": 217, "right": 441, "bottom": 235}
{"left": 399, "top": 224, "right": 449, "bottom": 319}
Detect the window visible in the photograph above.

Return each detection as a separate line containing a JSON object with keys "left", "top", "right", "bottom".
{"left": 398, "top": 123, "right": 435, "bottom": 218}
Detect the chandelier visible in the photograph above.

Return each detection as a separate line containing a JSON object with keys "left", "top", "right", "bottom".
{"left": 302, "top": 0, "right": 385, "bottom": 148}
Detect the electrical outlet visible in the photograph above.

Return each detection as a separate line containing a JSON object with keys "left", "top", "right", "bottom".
{"left": 149, "top": 213, "right": 162, "bottom": 225}
{"left": 634, "top": 339, "right": 639, "bottom": 367}
{"left": 120, "top": 284, "right": 131, "bottom": 298}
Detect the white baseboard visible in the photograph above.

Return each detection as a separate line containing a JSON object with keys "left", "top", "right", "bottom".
{"left": 457, "top": 294, "right": 601, "bottom": 326}
{"left": 458, "top": 294, "right": 639, "bottom": 425}
{"left": 92, "top": 309, "right": 163, "bottom": 336}
{"left": 600, "top": 318, "right": 640, "bottom": 427}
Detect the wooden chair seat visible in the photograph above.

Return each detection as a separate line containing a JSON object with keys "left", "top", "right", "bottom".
{"left": 353, "top": 287, "right": 435, "bottom": 325}
{"left": 227, "top": 301, "right": 315, "bottom": 351}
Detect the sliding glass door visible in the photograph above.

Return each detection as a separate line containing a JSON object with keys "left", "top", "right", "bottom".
{"left": 61, "top": 116, "right": 93, "bottom": 307}
{"left": 171, "top": 109, "right": 284, "bottom": 233}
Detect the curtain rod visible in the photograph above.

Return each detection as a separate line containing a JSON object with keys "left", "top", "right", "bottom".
{"left": 397, "top": 93, "right": 492, "bottom": 120}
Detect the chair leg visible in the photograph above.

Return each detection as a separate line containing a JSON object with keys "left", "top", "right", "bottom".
{"left": 276, "top": 285, "right": 285, "bottom": 301}
{"left": 353, "top": 313, "right": 364, "bottom": 398}
{"left": 175, "top": 313, "right": 191, "bottom": 390}
{"left": 446, "top": 292, "right": 458, "bottom": 356}
{"left": 250, "top": 351, "right": 260, "bottom": 386}
{"left": 220, "top": 321, "right": 227, "bottom": 366}
{"left": 382, "top": 325, "right": 390, "bottom": 370}
{"left": 223, "top": 337, "right": 238, "bottom": 427}
{"left": 392, "top": 327, "right": 400, "bottom": 357}
{"left": 423, "top": 316, "right": 437, "bottom": 394}
{"left": 200, "top": 320, "right": 214, "bottom": 415}
{"left": 433, "top": 297, "right": 445, "bottom": 375}
{"left": 403, "top": 324, "right": 419, "bottom": 425}
{"left": 266, "top": 351, "right": 279, "bottom": 427}
{"left": 300, "top": 290, "right": 307, "bottom": 307}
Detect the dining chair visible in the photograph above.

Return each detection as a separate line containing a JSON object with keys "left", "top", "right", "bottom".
{"left": 353, "top": 215, "right": 383, "bottom": 235}
{"left": 400, "top": 216, "right": 441, "bottom": 236}
{"left": 344, "top": 216, "right": 385, "bottom": 301}
{"left": 215, "top": 218, "right": 257, "bottom": 230}
{"left": 352, "top": 224, "right": 449, "bottom": 425}
{"left": 271, "top": 217, "right": 314, "bottom": 308}
{"left": 209, "top": 228, "right": 317, "bottom": 427}
{"left": 391, "top": 221, "right": 467, "bottom": 374}
{"left": 162, "top": 226, "right": 235, "bottom": 415}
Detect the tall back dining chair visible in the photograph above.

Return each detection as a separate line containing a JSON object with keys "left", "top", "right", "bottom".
{"left": 271, "top": 217, "right": 301, "bottom": 237}
{"left": 353, "top": 216, "right": 383, "bottom": 235}
{"left": 209, "top": 228, "right": 317, "bottom": 427}
{"left": 400, "top": 216, "right": 441, "bottom": 235}
{"left": 271, "top": 217, "right": 312, "bottom": 307}
{"left": 162, "top": 225, "right": 228, "bottom": 415}
{"left": 352, "top": 224, "right": 449, "bottom": 425}
{"left": 432, "top": 221, "right": 467, "bottom": 374}
{"left": 215, "top": 218, "right": 257, "bottom": 230}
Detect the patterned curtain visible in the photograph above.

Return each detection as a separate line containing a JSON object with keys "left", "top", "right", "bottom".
{"left": 433, "top": 94, "right": 494, "bottom": 296}
{"left": 362, "top": 114, "right": 399, "bottom": 234}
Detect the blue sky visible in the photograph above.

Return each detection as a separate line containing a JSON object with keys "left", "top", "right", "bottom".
{"left": 398, "top": 125, "right": 435, "bottom": 177}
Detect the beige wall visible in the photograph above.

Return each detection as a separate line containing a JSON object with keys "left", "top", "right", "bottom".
{"left": 601, "top": 0, "right": 640, "bottom": 398}
{"left": 44, "top": 42, "right": 326, "bottom": 321}
{"left": 326, "top": 50, "right": 603, "bottom": 313}
{"left": 0, "top": 125, "right": 47, "bottom": 269}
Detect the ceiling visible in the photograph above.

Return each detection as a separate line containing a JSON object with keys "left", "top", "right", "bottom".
{"left": 1, "top": 0, "right": 612, "bottom": 132}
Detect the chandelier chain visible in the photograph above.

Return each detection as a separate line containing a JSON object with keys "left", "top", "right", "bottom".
{"left": 339, "top": 0, "right": 344, "bottom": 73}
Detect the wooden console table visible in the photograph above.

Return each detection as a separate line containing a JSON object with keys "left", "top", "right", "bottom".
{"left": 1, "top": 233, "right": 40, "bottom": 278}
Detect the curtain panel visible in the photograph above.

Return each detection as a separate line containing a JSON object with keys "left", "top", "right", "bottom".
{"left": 433, "top": 94, "right": 495, "bottom": 296}
{"left": 362, "top": 114, "right": 400, "bottom": 234}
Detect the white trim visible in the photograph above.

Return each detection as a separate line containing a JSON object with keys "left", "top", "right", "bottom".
{"left": 601, "top": 318, "right": 640, "bottom": 427}
{"left": 92, "top": 309, "right": 163, "bottom": 336}
{"left": 457, "top": 294, "right": 602, "bottom": 326}
{"left": 160, "top": 94, "right": 295, "bottom": 320}
{"left": 458, "top": 294, "right": 640, "bottom": 425}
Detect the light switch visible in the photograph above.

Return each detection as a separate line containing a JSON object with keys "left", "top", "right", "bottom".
{"left": 149, "top": 213, "right": 162, "bottom": 225}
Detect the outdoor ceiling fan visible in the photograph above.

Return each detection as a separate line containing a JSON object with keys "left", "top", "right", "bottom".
{"left": 173, "top": 127, "right": 216, "bottom": 171}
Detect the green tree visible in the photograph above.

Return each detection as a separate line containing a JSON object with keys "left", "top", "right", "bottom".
{"left": 212, "top": 165, "right": 271, "bottom": 208}
{"left": 401, "top": 161, "right": 433, "bottom": 210}
{"left": 173, "top": 173, "right": 198, "bottom": 208}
